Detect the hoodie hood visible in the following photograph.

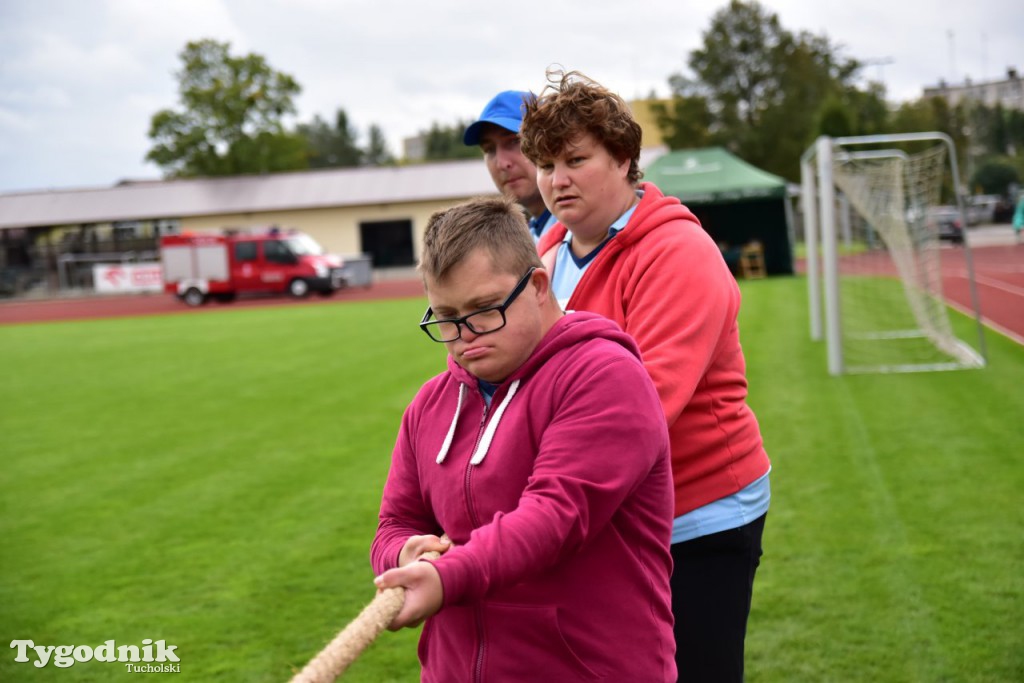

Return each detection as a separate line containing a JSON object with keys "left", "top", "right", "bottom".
{"left": 536, "top": 182, "right": 699, "bottom": 257}
{"left": 445, "top": 310, "right": 640, "bottom": 387}
{"left": 615, "top": 182, "right": 700, "bottom": 249}
{"left": 435, "top": 311, "right": 639, "bottom": 466}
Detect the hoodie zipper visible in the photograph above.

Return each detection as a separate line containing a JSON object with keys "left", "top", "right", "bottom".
{"left": 473, "top": 604, "right": 487, "bottom": 683}
{"left": 464, "top": 402, "right": 488, "bottom": 529}
{"left": 465, "top": 399, "right": 489, "bottom": 682}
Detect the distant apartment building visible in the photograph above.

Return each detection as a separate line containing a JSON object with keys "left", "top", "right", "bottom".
{"left": 402, "top": 134, "right": 427, "bottom": 162}
{"left": 923, "top": 67, "right": 1023, "bottom": 111}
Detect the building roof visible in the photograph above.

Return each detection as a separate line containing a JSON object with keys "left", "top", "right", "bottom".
{"left": 0, "top": 160, "right": 496, "bottom": 229}
{"left": 0, "top": 147, "right": 670, "bottom": 230}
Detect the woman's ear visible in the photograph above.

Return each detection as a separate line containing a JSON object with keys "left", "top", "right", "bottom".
{"left": 616, "top": 155, "right": 631, "bottom": 179}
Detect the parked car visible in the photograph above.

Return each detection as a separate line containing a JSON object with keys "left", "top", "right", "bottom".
{"left": 966, "top": 195, "right": 1001, "bottom": 225}
{"left": 992, "top": 197, "right": 1015, "bottom": 223}
{"left": 925, "top": 206, "right": 965, "bottom": 244}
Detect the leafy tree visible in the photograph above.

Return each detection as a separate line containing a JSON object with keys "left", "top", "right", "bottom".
{"left": 816, "top": 96, "right": 855, "bottom": 138}
{"left": 147, "top": 39, "right": 306, "bottom": 177}
{"left": 753, "top": 30, "right": 862, "bottom": 177}
{"left": 886, "top": 96, "right": 972, "bottom": 200}
{"left": 971, "top": 158, "right": 1020, "bottom": 195}
{"left": 657, "top": 1, "right": 1023, "bottom": 192}
{"left": 423, "top": 120, "right": 480, "bottom": 161}
{"left": 659, "top": 0, "right": 864, "bottom": 179}
{"left": 297, "top": 109, "right": 363, "bottom": 168}
{"left": 814, "top": 84, "right": 889, "bottom": 140}
{"left": 649, "top": 78, "right": 713, "bottom": 149}
{"left": 966, "top": 103, "right": 1024, "bottom": 158}
{"left": 839, "top": 82, "right": 890, "bottom": 137}
{"left": 689, "top": 2, "right": 790, "bottom": 125}
{"left": 1007, "top": 109, "right": 1024, "bottom": 154}
{"left": 891, "top": 96, "right": 972, "bottom": 167}
{"left": 889, "top": 97, "right": 942, "bottom": 134}
{"left": 910, "top": 101, "right": 1024, "bottom": 193}
{"left": 977, "top": 104, "right": 1009, "bottom": 155}
{"left": 364, "top": 124, "right": 394, "bottom": 166}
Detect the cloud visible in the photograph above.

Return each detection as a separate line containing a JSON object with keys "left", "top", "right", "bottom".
{"left": 0, "top": 86, "right": 71, "bottom": 109}
{"left": 0, "top": 0, "right": 1021, "bottom": 193}
{"left": 9, "top": 34, "right": 148, "bottom": 90}
{"left": 0, "top": 107, "right": 38, "bottom": 136}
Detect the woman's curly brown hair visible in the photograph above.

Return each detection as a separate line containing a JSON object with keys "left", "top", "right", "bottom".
{"left": 520, "top": 69, "right": 643, "bottom": 185}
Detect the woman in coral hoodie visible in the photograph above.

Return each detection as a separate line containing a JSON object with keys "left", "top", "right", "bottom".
{"left": 372, "top": 195, "right": 676, "bottom": 682}
{"left": 521, "top": 71, "right": 772, "bottom": 683}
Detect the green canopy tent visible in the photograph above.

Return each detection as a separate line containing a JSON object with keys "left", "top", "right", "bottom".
{"left": 644, "top": 147, "right": 794, "bottom": 274}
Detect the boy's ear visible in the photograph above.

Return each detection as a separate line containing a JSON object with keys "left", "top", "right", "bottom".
{"left": 530, "top": 267, "right": 553, "bottom": 300}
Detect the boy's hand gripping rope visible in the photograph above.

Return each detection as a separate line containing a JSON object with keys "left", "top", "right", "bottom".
{"left": 288, "top": 541, "right": 447, "bottom": 682}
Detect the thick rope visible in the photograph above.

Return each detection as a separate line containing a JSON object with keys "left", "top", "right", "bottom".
{"left": 288, "top": 544, "right": 444, "bottom": 682}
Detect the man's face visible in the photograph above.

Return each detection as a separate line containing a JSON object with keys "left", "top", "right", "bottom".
{"left": 424, "top": 248, "right": 542, "bottom": 383}
{"left": 479, "top": 124, "right": 544, "bottom": 213}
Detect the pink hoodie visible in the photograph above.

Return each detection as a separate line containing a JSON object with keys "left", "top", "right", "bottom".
{"left": 372, "top": 311, "right": 675, "bottom": 682}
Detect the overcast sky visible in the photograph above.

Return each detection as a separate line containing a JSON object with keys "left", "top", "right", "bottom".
{"left": 1, "top": 0, "right": 1020, "bottom": 194}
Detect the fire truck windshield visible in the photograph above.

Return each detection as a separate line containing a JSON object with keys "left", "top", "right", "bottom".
{"left": 285, "top": 234, "right": 326, "bottom": 256}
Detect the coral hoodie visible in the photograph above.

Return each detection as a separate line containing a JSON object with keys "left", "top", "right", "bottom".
{"left": 537, "top": 183, "right": 771, "bottom": 518}
{"left": 372, "top": 311, "right": 675, "bottom": 682}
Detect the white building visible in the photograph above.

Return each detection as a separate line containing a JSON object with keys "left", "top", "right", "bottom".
{"left": 923, "top": 67, "right": 1024, "bottom": 111}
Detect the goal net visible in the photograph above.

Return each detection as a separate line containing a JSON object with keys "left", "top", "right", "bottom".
{"left": 802, "top": 134, "right": 986, "bottom": 375}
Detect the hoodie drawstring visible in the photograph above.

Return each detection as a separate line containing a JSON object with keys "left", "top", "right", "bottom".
{"left": 435, "top": 383, "right": 465, "bottom": 464}
{"left": 470, "top": 379, "right": 520, "bottom": 465}
{"left": 435, "top": 379, "right": 522, "bottom": 466}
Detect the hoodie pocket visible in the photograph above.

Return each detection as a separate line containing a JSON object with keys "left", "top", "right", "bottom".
{"left": 483, "top": 602, "right": 604, "bottom": 681}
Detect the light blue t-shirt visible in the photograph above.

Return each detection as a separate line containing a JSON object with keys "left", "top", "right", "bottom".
{"left": 529, "top": 210, "right": 558, "bottom": 244}
{"left": 548, "top": 191, "right": 770, "bottom": 543}
{"left": 551, "top": 199, "right": 640, "bottom": 308}
{"left": 672, "top": 470, "right": 771, "bottom": 543}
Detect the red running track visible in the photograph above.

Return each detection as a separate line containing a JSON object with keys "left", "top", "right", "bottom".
{"left": 2, "top": 246, "right": 1021, "bottom": 344}
{"left": 0, "top": 279, "right": 427, "bottom": 326}
{"left": 824, "top": 244, "right": 1024, "bottom": 345}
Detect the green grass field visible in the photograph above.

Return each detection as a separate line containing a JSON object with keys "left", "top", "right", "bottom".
{"left": 2, "top": 278, "right": 1022, "bottom": 682}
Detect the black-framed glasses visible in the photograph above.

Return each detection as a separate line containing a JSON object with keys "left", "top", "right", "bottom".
{"left": 419, "top": 268, "right": 537, "bottom": 343}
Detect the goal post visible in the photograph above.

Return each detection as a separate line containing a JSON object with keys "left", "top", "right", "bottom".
{"left": 801, "top": 132, "right": 987, "bottom": 375}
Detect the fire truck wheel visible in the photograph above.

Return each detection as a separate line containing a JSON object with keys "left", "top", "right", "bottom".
{"left": 288, "top": 278, "right": 310, "bottom": 298}
{"left": 182, "top": 288, "right": 207, "bottom": 307}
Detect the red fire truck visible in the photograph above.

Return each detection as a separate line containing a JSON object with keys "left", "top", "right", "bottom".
{"left": 160, "top": 229, "right": 348, "bottom": 306}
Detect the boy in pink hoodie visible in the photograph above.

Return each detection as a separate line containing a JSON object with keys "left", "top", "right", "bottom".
{"left": 372, "top": 195, "right": 676, "bottom": 682}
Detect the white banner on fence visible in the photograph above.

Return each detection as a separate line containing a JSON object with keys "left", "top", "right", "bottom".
{"left": 93, "top": 264, "right": 164, "bottom": 293}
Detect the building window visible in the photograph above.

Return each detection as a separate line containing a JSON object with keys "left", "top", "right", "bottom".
{"left": 359, "top": 219, "right": 415, "bottom": 267}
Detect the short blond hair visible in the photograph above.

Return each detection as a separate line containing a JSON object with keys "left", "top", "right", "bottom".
{"left": 419, "top": 195, "right": 543, "bottom": 283}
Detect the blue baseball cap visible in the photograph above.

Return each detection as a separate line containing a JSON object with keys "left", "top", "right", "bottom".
{"left": 463, "top": 90, "right": 535, "bottom": 146}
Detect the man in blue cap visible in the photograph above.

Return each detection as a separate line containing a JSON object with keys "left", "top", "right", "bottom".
{"left": 464, "top": 91, "right": 557, "bottom": 243}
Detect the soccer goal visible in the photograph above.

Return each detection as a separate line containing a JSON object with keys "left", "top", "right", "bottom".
{"left": 801, "top": 133, "right": 987, "bottom": 375}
